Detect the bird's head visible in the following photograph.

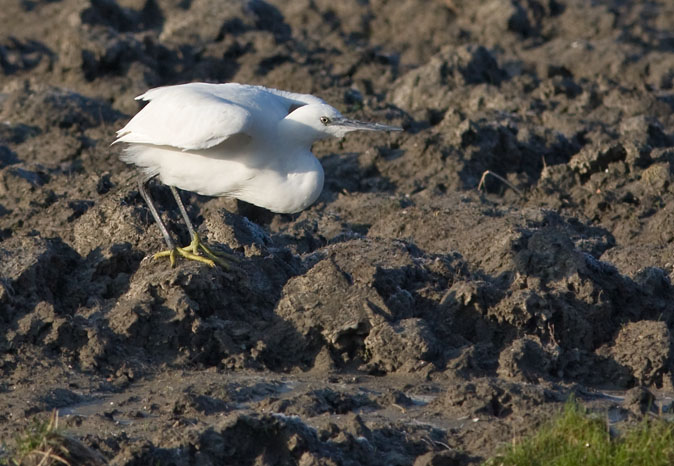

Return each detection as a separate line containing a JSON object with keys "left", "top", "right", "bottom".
{"left": 282, "top": 103, "right": 401, "bottom": 144}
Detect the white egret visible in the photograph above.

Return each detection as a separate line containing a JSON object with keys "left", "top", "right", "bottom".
{"left": 114, "top": 82, "right": 402, "bottom": 267}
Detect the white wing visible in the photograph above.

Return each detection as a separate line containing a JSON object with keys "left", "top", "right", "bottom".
{"left": 114, "top": 84, "right": 254, "bottom": 151}
{"left": 114, "top": 83, "right": 325, "bottom": 151}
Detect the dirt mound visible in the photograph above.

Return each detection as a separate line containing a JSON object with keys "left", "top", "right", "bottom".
{"left": 2, "top": 0, "right": 674, "bottom": 464}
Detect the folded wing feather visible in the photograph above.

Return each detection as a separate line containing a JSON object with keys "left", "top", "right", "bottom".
{"left": 114, "top": 85, "right": 254, "bottom": 151}
{"left": 114, "top": 83, "right": 328, "bottom": 152}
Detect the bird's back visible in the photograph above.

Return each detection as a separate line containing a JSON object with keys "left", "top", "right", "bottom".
{"left": 115, "top": 82, "right": 325, "bottom": 151}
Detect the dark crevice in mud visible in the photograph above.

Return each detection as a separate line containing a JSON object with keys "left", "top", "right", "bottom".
{"left": 3, "top": 0, "right": 674, "bottom": 464}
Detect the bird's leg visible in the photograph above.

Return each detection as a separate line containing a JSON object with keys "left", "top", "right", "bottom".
{"left": 170, "top": 185, "right": 197, "bottom": 244}
{"left": 169, "top": 186, "right": 237, "bottom": 268}
{"left": 138, "top": 177, "right": 178, "bottom": 266}
{"left": 138, "top": 178, "right": 217, "bottom": 267}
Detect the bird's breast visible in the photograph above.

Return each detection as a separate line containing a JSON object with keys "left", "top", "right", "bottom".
{"left": 283, "top": 158, "right": 324, "bottom": 213}
{"left": 236, "top": 150, "right": 324, "bottom": 214}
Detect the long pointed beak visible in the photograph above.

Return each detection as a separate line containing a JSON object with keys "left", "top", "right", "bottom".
{"left": 333, "top": 117, "right": 402, "bottom": 132}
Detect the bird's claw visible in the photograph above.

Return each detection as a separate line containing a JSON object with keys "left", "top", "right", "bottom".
{"left": 180, "top": 232, "right": 239, "bottom": 268}
{"left": 153, "top": 247, "right": 216, "bottom": 268}
{"left": 153, "top": 233, "right": 236, "bottom": 268}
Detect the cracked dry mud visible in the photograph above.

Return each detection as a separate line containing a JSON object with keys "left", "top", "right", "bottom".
{"left": 2, "top": 0, "right": 674, "bottom": 464}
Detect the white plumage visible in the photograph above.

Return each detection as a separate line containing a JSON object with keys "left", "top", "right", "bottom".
{"left": 114, "top": 82, "right": 401, "bottom": 266}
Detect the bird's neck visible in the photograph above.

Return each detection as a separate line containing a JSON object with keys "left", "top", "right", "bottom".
{"left": 278, "top": 116, "right": 326, "bottom": 147}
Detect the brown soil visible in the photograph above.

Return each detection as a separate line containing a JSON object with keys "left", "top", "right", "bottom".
{"left": 2, "top": 0, "right": 674, "bottom": 464}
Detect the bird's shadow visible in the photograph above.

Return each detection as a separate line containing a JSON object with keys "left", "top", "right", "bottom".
{"left": 319, "top": 151, "right": 397, "bottom": 204}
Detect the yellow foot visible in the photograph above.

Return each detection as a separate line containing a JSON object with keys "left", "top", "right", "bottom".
{"left": 153, "top": 246, "right": 217, "bottom": 267}
{"left": 153, "top": 233, "right": 237, "bottom": 268}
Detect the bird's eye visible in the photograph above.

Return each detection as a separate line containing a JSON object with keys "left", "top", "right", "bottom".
{"left": 320, "top": 116, "right": 330, "bottom": 125}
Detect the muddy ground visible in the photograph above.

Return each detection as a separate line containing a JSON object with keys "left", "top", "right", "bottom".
{"left": 1, "top": 0, "right": 674, "bottom": 464}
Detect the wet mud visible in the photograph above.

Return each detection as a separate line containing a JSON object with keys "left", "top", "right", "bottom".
{"left": 2, "top": 0, "right": 674, "bottom": 464}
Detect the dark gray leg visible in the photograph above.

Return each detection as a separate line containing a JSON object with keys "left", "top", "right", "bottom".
{"left": 169, "top": 185, "right": 197, "bottom": 238}
{"left": 137, "top": 177, "right": 176, "bottom": 249}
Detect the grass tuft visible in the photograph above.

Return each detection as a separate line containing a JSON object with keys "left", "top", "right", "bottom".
{"left": 486, "top": 399, "right": 674, "bottom": 466}
{"left": 7, "top": 411, "right": 106, "bottom": 466}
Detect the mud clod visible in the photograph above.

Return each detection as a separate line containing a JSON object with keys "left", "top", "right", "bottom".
{"left": 2, "top": 0, "right": 674, "bottom": 464}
